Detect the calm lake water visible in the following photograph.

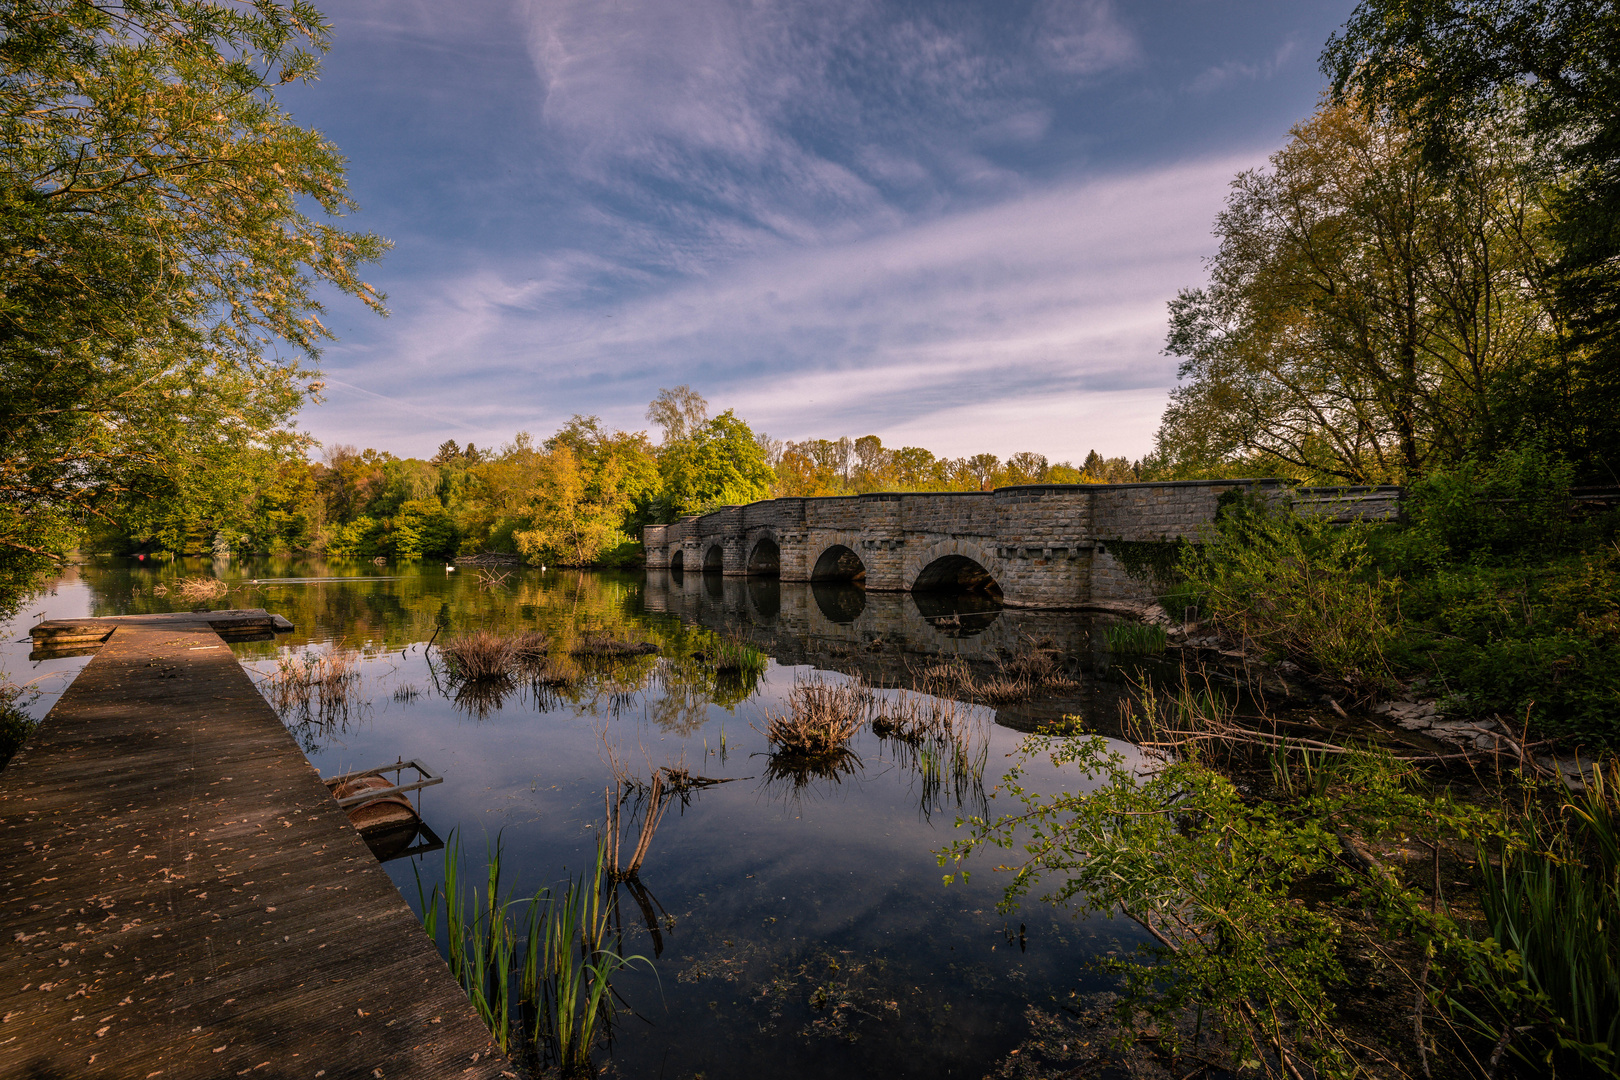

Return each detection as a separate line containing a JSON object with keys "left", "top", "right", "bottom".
{"left": 2, "top": 559, "right": 1160, "bottom": 1079}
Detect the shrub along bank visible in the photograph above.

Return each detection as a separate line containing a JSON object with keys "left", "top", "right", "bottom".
{"left": 1172, "top": 448, "right": 1620, "bottom": 749}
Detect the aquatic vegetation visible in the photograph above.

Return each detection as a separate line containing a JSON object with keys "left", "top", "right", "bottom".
{"left": 510, "top": 629, "right": 550, "bottom": 668}
{"left": 603, "top": 774, "right": 671, "bottom": 880}
{"left": 1473, "top": 762, "right": 1620, "bottom": 1075}
{"left": 440, "top": 629, "right": 516, "bottom": 681}
{"left": 910, "top": 644, "right": 1079, "bottom": 705}
{"left": 1104, "top": 621, "right": 1168, "bottom": 656}
{"left": 259, "top": 646, "right": 368, "bottom": 750}
{"left": 174, "top": 575, "right": 229, "bottom": 601}
{"left": 873, "top": 693, "right": 990, "bottom": 821}
{"left": 761, "top": 675, "right": 872, "bottom": 758}
{"left": 570, "top": 632, "right": 659, "bottom": 658}
{"left": 701, "top": 633, "right": 768, "bottom": 679}
{"left": 870, "top": 689, "right": 960, "bottom": 743}
{"left": 417, "top": 832, "right": 649, "bottom": 1076}
{"left": 263, "top": 646, "right": 362, "bottom": 717}
{"left": 943, "top": 665, "right": 1620, "bottom": 1079}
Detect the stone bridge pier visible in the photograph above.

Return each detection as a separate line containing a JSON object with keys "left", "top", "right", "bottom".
{"left": 643, "top": 480, "right": 1312, "bottom": 610}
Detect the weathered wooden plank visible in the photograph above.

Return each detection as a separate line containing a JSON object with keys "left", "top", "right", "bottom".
{"left": 29, "top": 608, "right": 295, "bottom": 644}
{"left": 0, "top": 622, "right": 509, "bottom": 1079}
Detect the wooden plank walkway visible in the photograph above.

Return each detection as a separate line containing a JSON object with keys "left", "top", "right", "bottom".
{"left": 0, "top": 616, "right": 509, "bottom": 1079}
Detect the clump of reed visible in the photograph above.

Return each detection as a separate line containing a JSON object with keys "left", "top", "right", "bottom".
{"left": 910, "top": 643, "right": 1079, "bottom": 705}
{"left": 440, "top": 629, "right": 516, "bottom": 682}
{"left": 871, "top": 690, "right": 989, "bottom": 818}
{"left": 1472, "top": 761, "right": 1620, "bottom": 1074}
{"left": 435, "top": 630, "right": 566, "bottom": 719}
{"left": 263, "top": 646, "right": 362, "bottom": 717}
{"left": 570, "top": 633, "right": 659, "bottom": 658}
{"left": 761, "top": 675, "right": 872, "bottom": 758}
{"left": 870, "top": 689, "right": 961, "bottom": 743}
{"left": 603, "top": 774, "right": 670, "bottom": 881}
{"left": 174, "top": 575, "right": 229, "bottom": 601}
{"left": 701, "top": 633, "right": 767, "bottom": 679}
{"left": 438, "top": 629, "right": 553, "bottom": 682}
{"left": 392, "top": 683, "right": 421, "bottom": 703}
{"left": 1106, "top": 620, "right": 1169, "bottom": 655}
{"left": 416, "top": 833, "right": 647, "bottom": 1076}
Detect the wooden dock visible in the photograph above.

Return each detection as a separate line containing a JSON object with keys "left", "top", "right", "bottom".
{"left": 1, "top": 614, "right": 509, "bottom": 1079}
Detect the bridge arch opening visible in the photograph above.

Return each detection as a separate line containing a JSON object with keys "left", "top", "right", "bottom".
{"left": 747, "top": 537, "right": 780, "bottom": 577}
{"left": 703, "top": 544, "right": 725, "bottom": 573}
{"left": 669, "top": 549, "right": 685, "bottom": 575}
{"left": 811, "top": 545, "right": 866, "bottom": 583}
{"left": 912, "top": 554, "right": 1003, "bottom": 598}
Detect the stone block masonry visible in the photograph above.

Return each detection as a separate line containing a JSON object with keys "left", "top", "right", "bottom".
{"left": 643, "top": 480, "right": 1348, "bottom": 609}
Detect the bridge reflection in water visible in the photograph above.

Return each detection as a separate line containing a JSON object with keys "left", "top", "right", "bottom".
{"left": 644, "top": 568, "right": 1150, "bottom": 734}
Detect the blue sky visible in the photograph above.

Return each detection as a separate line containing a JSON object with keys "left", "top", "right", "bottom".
{"left": 286, "top": 0, "right": 1356, "bottom": 462}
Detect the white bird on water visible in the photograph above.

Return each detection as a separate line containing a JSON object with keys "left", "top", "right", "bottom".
{"left": 445, "top": 564, "right": 456, "bottom": 573}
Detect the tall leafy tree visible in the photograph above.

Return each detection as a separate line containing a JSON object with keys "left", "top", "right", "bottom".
{"left": 513, "top": 415, "right": 659, "bottom": 564}
{"left": 0, "top": 0, "right": 386, "bottom": 607}
{"left": 1326, "top": 0, "right": 1620, "bottom": 474}
{"left": 1158, "top": 102, "right": 1553, "bottom": 482}
{"left": 658, "top": 411, "right": 775, "bottom": 517}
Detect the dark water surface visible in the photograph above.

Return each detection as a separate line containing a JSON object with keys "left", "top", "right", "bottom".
{"left": 3, "top": 559, "right": 1157, "bottom": 1079}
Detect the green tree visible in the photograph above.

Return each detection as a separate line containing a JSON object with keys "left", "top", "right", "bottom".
{"left": 513, "top": 416, "right": 660, "bottom": 564}
{"left": 646, "top": 384, "right": 709, "bottom": 444}
{"left": 658, "top": 410, "right": 775, "bottom": 517}
{"left": 1326, "top": 0, "right": 1620, "bottom": 474}
{"left": 0, "top": 0, "right": 386, "bottom": 610}
{"left": 1158, "top": 102, "right": 1552, "bottom": 482}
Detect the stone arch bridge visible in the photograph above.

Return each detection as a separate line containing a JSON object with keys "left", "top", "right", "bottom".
{"left": 643, "top": 481, "right": 1399, "bottom": 610}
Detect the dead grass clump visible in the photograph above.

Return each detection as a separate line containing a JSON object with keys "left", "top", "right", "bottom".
{"left": 871, "top": 690, "right": 962, "bottom": 743}
{"left": 263, "top": 647, "right": 363, "bottom": 722}
{"left": 761, "top": 676, "right": 872, "bottom": 757}
{"left": 571, "top": 633, "right": 659, "bottom": 658}
{"left": 175, "top": 576, "right": 229, "bottom": 601}
{"left": 911, "top": 644, "right": 1079, "bottom": 705}
{"left": 528, "top": 659, "right": 580, "bottom": 689}
{"left": 441, "top": 629, "right": 515, "bottom": 681}
{"left": 510, "top": 630, "right": 550, "bottom": 670}
{"left": 911, "top": 658, "right": 974, "bottom": 695}
{"left": 999, "top": 641, "right": 1065, "bottom": 682}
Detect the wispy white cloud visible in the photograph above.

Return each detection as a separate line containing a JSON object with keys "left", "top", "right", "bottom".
{"left": 307, "top": 153, "right": 1256, "bottom": 461}
{"left": 1187, "top": 37, "right": 1300, "bottom": 96}
{"left": 1030, "top": 0, "right": 1141, "bottom": 77}
{"left": 511, "top": 0, "right": 1143, "bottom": 272}
{"left": 294, "top": 0, "right": 1336, "bottom": 463}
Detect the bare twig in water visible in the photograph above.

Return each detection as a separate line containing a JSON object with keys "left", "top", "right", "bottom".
{"left": 604, "top": 773, "right": 671, "bottom": 879}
